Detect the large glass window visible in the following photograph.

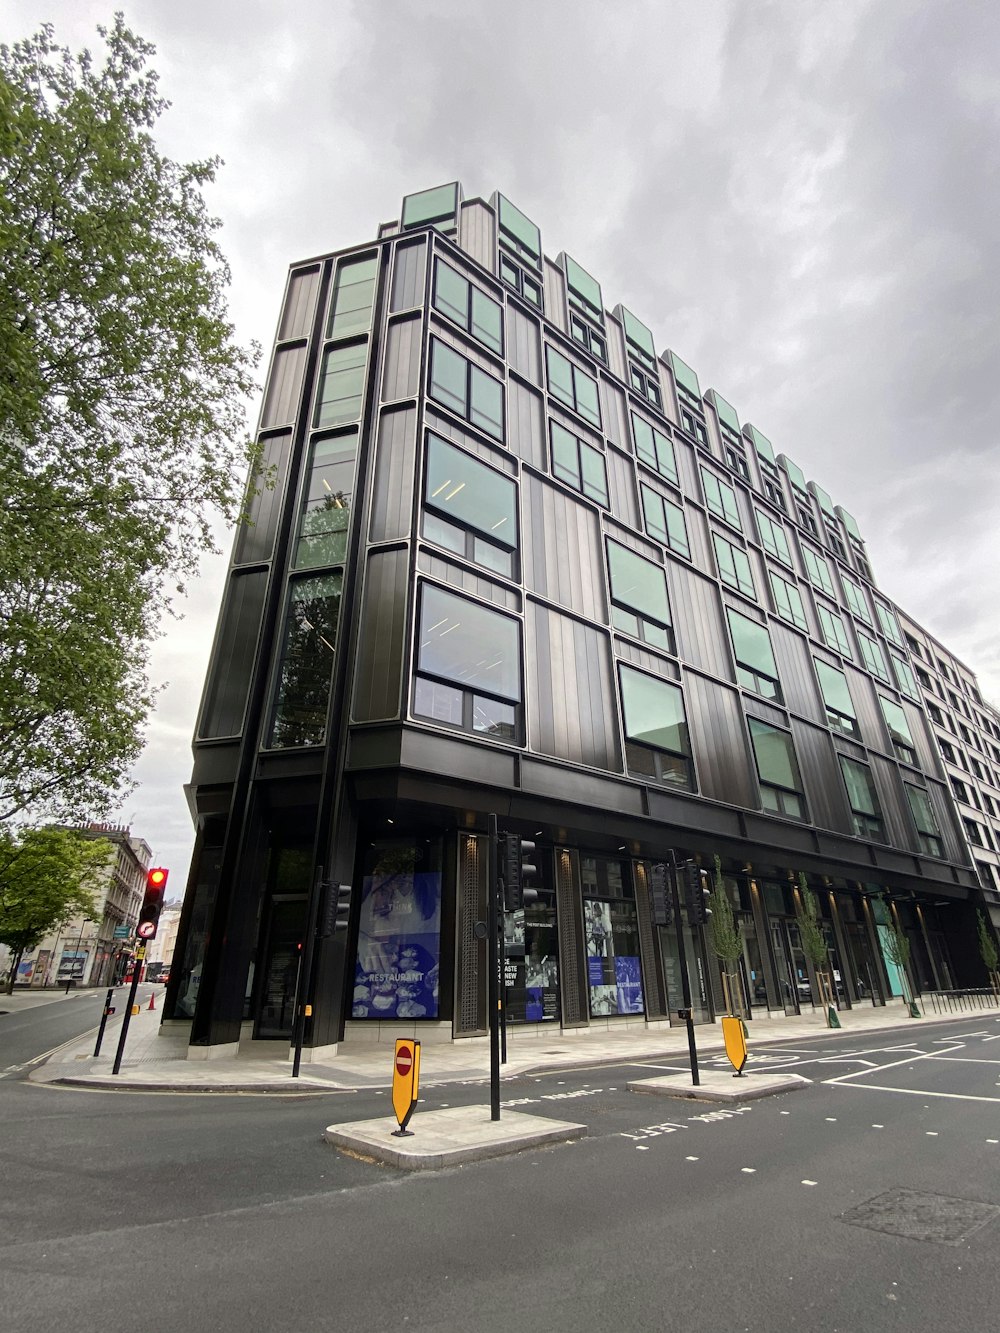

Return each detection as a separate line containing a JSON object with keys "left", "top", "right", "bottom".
{"left": 876, "top": 601, "right": 904, "bottom": 647}
{"left": 802, "top": 545, "right": 834, "bottom": 596}
{"left": 608, "top": 541, "right": 673, "bottom": 652}
{"left": 701, "top": 468, "right": 741, "bottom": 529}
{"left": 642, "top": 485, "right": 690, "bottom": 560}
{"left": 815, "top": 659, "right": 859, "bottom": 737}
{"left": 748, "top": 718, "right": 806, "bottom": 819}
{"left": 315, "top": 342, "right": 367, "bottom": 428}
{"left": 770, "top": 570, "right": 807, "bottom": 631}
{"left": 551, "top": 421, "right": 609, "bottom": 507}
{"left": 583, "top": 857, "right": 645, "bottom": 1017}
{"left": 631, "top": 412, "right": 677, "bottom": 485}
{"left": 422, "top": 433, "right": 517, "bottom": 577}
{"left": 413, "top": 584, "right": 521, "bottom": 739}
{"left": 432, "top": 259, "right": 502, "bottom": 354}
{"left": 293, "top": 431, "right": 357, "bottom": 569}
{"left": 727, "top": 609, "right": 782, "bottom": 702}
{"left": 269, "top": 573, "right": 343, "bottom": 748}
{"left": 497, "top": 193, "right": 541, "bottom": 265}
{"left": 841, "top": 571, "right": 872, "bottom": 624}
{"left": 619, "top": 666, "right": 692, "bottom": 789}
{"left": 905, "top": 785, "right": 943, "bottom": 857}
{"left": 755, "top": 508, "right": 791, "bottom": 565}
{"left": 839, "top": 756, "right": 885, "bottom": 840}
{"left": 858, "top": 628, "right": 890, "bottom": 682}
{"left": 401, "top": 183, "right": 459, "bottom": 230}
{"left": 499, "top": 255, "right": 542, "bottom": 309}
{"left": 713, "top": 533, "right": 756, "bottom": 599}
{"left": 880, "top": 695, "right": 916, "bottom": 763}
{"left": 622, "top": 307, "right": 657, "bottom": 371}
{"left": 565, "top": 255, "right": 603, "bottom": 323}
{"left": 327, "top": 254, "right": 377, "bottom": 338}
{"left": 818, "top": 604, "right": 852, "bottom": 659}
{"left": 428, "top": 338, "right": 503, "bottom": 440}
{"left": 545, "top": 345, "right": 601, "bottom": 427}
{"left": 890, "top": 653, "right": 919, "bottom": 701}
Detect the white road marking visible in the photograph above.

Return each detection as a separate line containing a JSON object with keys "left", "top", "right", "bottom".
{"left": 926, "top": 1131, "right": 939, "bottom": 1136}
{"left": 636, "top": 1145, "right": 650, "bottom": 1151}
{"left": 801, "top": 1179, "right": 818, "bottom": 1187}
{"left": 741, "top": 1167, "right": 756, "bottom": 1174}
{"left": 779, "top": 1110, "right": 790, "bottom": 1115}
{"left": 824, "top": 1046, "right": 961, "bottom": 1086}
{"left": 686, "top": 1155, "right": 699, "bottom": 1161}
{"left": 834, "top": 1084, "right": 1000, "bottom": 1104}
{"left": 872, "top": 1124, "right": 884, "bottom": 1128}
{"left": 987, "top": 1139, "right": 998, "bottom": 1144}
{"left": 981, "top": 1035, "right": 1000, "bottom": 1042}
{"left": 825, "top": 1116, "right": 837, "bottom": 1121}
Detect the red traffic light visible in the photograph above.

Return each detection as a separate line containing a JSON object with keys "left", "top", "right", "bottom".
{"left": 136, "top": 867, "right": 169, "bottom": 941}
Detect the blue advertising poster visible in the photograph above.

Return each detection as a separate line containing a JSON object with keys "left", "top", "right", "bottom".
{"left": 614, "top": 956, "right": 644, "bottom": 1014}
{"left": 352, "top": 867, "right": 442, "bottom": 1019}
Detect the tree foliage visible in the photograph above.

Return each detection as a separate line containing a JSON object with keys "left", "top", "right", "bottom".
{"left": 976, "top": 910, "right": 998, "bottom": 975}
{"left": 795, "top": 873, "right": 829, "bottom": 972}
{"left": 0, "top": 15, "right": 259, "bottom": 823}
{"left": 0, "top": 826, "right": 108, "bottom": 992}
{"left": 708, "top": 856, "right": 742, "bottom": 967}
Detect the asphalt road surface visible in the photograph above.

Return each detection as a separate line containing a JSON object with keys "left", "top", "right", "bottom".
{"left": 3, "top": 1006, "right": 999, "bottom": 1332}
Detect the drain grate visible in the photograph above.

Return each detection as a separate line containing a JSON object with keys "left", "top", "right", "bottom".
{"left": 841, "top": 1188, "right": 1000, "bottom": 1245}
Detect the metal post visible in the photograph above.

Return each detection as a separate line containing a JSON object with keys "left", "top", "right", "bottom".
{"left": 499, "top": 902, "right": 508, "bottom": 1065}
{"left": 669, "top": 851, "right": 700, "bottom": 1087}
{"left": 292, "top": 864, "right": 323, "bottom": 1079}
{"left": 112, "top": 944, "right": 145, "bottom": 1075}
{"left": 488, "top": 814, "right": 501, "bottom": 1121}
{"left": 93, "top": 988, "right": 115, "bottom": 1056}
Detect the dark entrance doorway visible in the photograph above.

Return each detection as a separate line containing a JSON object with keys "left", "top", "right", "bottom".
{"left": 255, "top": 895, "right": 308, "bottom": 1039}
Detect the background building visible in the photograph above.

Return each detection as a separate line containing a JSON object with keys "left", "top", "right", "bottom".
{"left": 166, "top": 183, "right": 997, "bottom": 1057}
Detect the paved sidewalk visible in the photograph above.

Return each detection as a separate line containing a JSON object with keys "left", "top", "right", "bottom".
{"left": 22, "top": 985, "right": 1000, "bottom": 1095}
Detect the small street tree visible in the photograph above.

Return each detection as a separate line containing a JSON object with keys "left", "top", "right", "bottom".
{"left": 795, "top": 873, "right": 834, "bottom": 1016}
{"left": 878, "top": 902, "right": 917, "bottom": 1014}
{"left": 977, "top": 910, "right": 1000, "bottom": 998}
{"left": 708, "top": 856, "right": 743, "bottom": 1016}
{"left": 0, "top": 827, "right": 108, "bottom": 992}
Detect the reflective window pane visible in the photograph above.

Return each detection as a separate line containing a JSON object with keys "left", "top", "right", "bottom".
{"left": 418, "top": 584, "right": 521, "bottom": 702}
{"left": 269, "top": 573, "right": 342, "bottom": 748}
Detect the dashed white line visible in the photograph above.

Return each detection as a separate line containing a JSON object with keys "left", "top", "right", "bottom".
{"left": 741, "top": 1167, "right": 756, "bottom": 1174}
{"left": 987, "top": 1139, "right": 998, "bottom": 1145}
{"left": 636, "top": 1145, "right": 650, "bottom": 1151}
{"left": 926, "top": 1131, "right": 939, "bottom": 1136}
{"left": 825, "top": 1117, "right": 837, "bottom": 1122}
{"left": 872, "top": 1123, "right": 884, "bottom": 1129}
{"left": 686, "top": 1155, "right": 699, "bottom": 1161}
{"left": 801, "top": 1179, "right": 818, "bottom": 1187}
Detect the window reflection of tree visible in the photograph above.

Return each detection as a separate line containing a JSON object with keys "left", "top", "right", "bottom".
{"left": 270, "top": 576, "right": 342, "bottom": 747}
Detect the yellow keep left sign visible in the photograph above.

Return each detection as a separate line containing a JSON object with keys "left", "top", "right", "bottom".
{"left": 722, "top": 1015, "right": 748, "bottom": 1075}
{"left": 392, "top": 1038, "right": 420, "bottom": 1135}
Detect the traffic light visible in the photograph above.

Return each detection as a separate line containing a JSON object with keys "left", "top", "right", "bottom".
{"left": 683, "top": 861, "right": 711, "bottom": 926}
{"left": 319, "top": 881, "right": 352, "bottom": 937}
{"left": 136, "top": 868, "right": 169, "bottom": 940}
{"left": 502, "top": 835, "right": 540, "bottom": 912}
{"left": 649, "top": 863, "right": 672, "bottom": 927}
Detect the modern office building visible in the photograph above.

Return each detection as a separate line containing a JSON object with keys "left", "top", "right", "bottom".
{"left": 165, "top": 182, "right": 999, "bottom": 1058}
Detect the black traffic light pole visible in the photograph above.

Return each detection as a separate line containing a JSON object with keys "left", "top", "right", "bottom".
{"left": 292, "top": 864, "right": 324, "bottom": 1079}
{"left": 111, "top": 942, "right": 146, "bottom": 1075}
{"left": 668, "top": 850, "right": 701, "bottom": 1087}
{"left": 487, "top": 814, "right": 501, "bottom": 1121}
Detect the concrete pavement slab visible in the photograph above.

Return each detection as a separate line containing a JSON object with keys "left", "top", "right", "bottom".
{"left": 627, "top": 1069, "right": 812, "bottom": 1101}
{"left": 324, "top": 1105, "right": 586, "bottom": 1169}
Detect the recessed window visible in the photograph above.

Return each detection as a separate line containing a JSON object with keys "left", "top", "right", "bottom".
{"left": 570, "top": 313, "right": 607, "bottom": 363}
{"left": 620, "top": 666, "right": 692, "bottom": 789}
{"left": 858, "top": 628, "right": 890, "bottom": 683}
{"left": 432, "top": 259, "right": 503, "bottom": 355}
{"left": 818, "top": 605, "right": 852, "bottom": 659}
{"left": 824, "top": 527, "right": 848, "bottom": 562}
{"left": 545, "top": 346, "right": 601, "bottom": 428}
{"left": 963, "top": 817, "right": 986, "bottom": 848}
{"left": 755, "top": 508, "right": 791, "bottom": 565}
{"left": 905, "top": 785, "right": 943, "bottom": 857}
{"left": 769, "top": 571, "right": 807, "bottom": 631}
{"left": 701, "top": 468, "right": 741, "bottom": 529}
{"left": 841, "top": 572, "right": 872, "bottom": 625}
{"left": 879, "top": 696, "right": 916, "bottom": 764}
{"left": 679, "top": 406, "right": 709, "bottom": 447}
{"left": 724, "top": 438, "right": 751, "bottom": 482}
{"left": 422, "top": 434, "right": 517, "bottom": 577}
{"left": 293, "top": 431, "right": 357, "bottom": 570}
{"left": 630, "top": 365, "right": 662, "bottom": 409}
{"left": 327, "top": 254, "right": 378, "bottom": 338}
{"left": 499, "top": 256, "right": 542, "bottom": 309}
{"left": 839, "top": 756, "right": 885, "bottom": 840}
{"left": 414, "top": 584, "right": 521, "bottom": 739}
{"left": 550, "top": 421, "right": 609, "bottom": 507}
{"left": 748, "top": 718, "right": 807, "bottom": 820}
{"left": 714, "top": 533, "right": 755, "bottom": 599}
{"left": 876, "top": 601, "right": 903, "bottom": 647}
{"left": 631, "top": 412, "right": 677, "bottom": 485}
{"left": 428, "top": 338, "right": 504, "bottom": 440}
{"left": 727, "top": 609, "right": 782, "bottom": 702}
{"left": 802, "top": 546, "right": 834, "bottom": 596}
{"left": 315, "top": 342, "right": 367, "bottom": 428}
{"left": 269, "top": 573, "right": 343, "bottom": 749}
{"left": 815, "top": 659, "right": 859, "bottom": 737}
{"left": 762, "top": 474, "right": 786, "bottom": 511}
{"left": 641, "top": 484, "right": 690, "bottom": 560}
{"left": 890, "top": 653, "right": 919, "bottom": 701}
{"left": 608, "top": 541, "right": 674, "bottom": 653}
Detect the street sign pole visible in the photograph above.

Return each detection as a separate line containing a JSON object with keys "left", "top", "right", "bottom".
{"left": 111, "top": 943, "right": 146, "bottom": 1075}
{"left": 93, "top": 988, "right": 116, "bottom": 1056}
{"left": 669, "top": 850, "right": 700, "bottom": 1087}
{"left": 488, "top": 813, "right": 501, "bottom": 1121}
{"left": 291, "top": 864, "right": 324, "bottom": 1079}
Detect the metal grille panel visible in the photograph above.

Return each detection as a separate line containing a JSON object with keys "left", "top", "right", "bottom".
{"left": 455, "top": 833, "right": 488, "bottom": 1035}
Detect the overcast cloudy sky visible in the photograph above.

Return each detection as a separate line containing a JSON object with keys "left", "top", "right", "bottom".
{"left": 5, "top": 1, "right": 999, "bottom": 887}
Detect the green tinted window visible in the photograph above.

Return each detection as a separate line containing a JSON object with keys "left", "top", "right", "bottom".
{"left": 294, "top": 431, "right": 357, "bottom": 569}
{"left": 701, "top": 468, "right": 741, "bottom": 529}
{"left": 906, "top": 785, "right": 941, "bottom": 841}
{"left": 841, "top": 573, "right": 871, "bottom": 623}
{"left": 668, "top": 350, "right": 701, "bottom": 399}
{"left": 755, "top": 508, "right": 790, "bottom": 564}
{"left": 840, "top": 756, "right": 881, "bottom": 817}
{"left": 876, "top": 602, "right": 903, "bottom": 646}
{"left": 620, "top": 667, "right": 689, "bottom": 754}
{"left": 837, "top": 506, "right": 862, "bottom": 542}
{"left": 641, "top": 485, "right": 689, "bottom": 559}
{"left": 809, "top": 482, "right": 836, "bottom": 518}
{"left": 745, "top": 424, "right": 775, "bottom": 465}
{"left": 891, "top": 654, "right": 919, "bottom": 700}
{"left": 748, "top": 718, "right": 802, "bottom": 791}
{"left": 497, "top": 194, "right": 541, "bottom": 262}
{"left": 402, "top": 183, "right": 458, "bottom": 229}
{"left": 632, "top": 413, "right": 677, "bottom": 485}
{"left": 565, "top": 255, "right": 602, "bottom": 319}
{"left": 727, "top": 609, "right": 781, "bottom": 700}
{"left": 432, "top": 259, "right": 503, "bottom": 354}
{"left": 770, "top": 571, "right": 807, "bottom": 631}
{"left": 425, "top": 435, "right": 516, "bottom": 550}
{"left": 328, "top": 255, "right": 377, "bottom": 338}
{"left": 469, "top": 365, "right": 503, "bottom": 438}
{"left": 880, "top": 695, "right": 914, "bottom": 752}
{"left": 858, "top": 629, "right": 889, "bottom": 682}
{"left": 608, "top": 542, "right": 671, "bottom": 626}
{"left": 803, "top": 546, "right": 834, "bottom": 595}
{"left": 714, "top": 534, "right": 755, "bottom": 599}
{"left": 621, "top": 307, "right": 656, "bottom": 368}
{"left": 545, "top": 346, "right": 601, "bottom": 427}
{"left": 314, "top": 342, "right": 367, "bottom": 427}
{"left": 779, "top": 455, "right": 807, "bottom": 491}
{"left": 818, "top": 605, "right": 852, "bottom": 658}
{"left": 551, "top": 422, "right": 608, "bottom": 507}
{"left": 706, "top": 389, "right": 741, "bottom": 435}
{"left": 418, "top": 584, "right": 521, "bottom": 702}
{"left": 815, "top": 659, "right": 858, "bottom": 735}
{"left": 429, "top": 339, "right": 503, "bottom": 440}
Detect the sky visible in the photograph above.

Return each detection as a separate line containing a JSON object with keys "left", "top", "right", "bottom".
{"left": 4, "top": 0, "right": 999, "bottom": 890}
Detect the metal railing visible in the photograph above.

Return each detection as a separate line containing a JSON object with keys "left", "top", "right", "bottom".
{"left": 922, "top": 988, "right": 1000, "bottom": 1015}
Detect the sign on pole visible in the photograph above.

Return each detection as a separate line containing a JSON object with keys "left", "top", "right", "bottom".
{"left": 391, "top": 1038, "right": 420, "bottom": 1137}
{"left": 721, "top": 1015, "right": 748, "bottom": 1076}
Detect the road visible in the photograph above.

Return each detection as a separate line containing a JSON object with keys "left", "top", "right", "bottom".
{"left": 2, "top": 1003, "right": 998, "bottom": 1331}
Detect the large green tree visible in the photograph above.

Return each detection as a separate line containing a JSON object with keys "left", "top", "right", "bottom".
{"left": 0, "top": 15, "right": 259, "bottom": 823}
{"left": 0, "top": 826, "right": 108, "bottom": 992}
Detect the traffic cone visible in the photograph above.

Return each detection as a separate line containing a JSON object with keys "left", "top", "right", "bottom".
{"left": 147, "top": 991, "right": 156, "bottom": 1011}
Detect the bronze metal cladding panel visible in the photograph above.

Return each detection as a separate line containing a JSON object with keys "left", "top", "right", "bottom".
{"left": 390, "top": 238, "right": 426, "bottom": 313}
{"left": 869, "top": 752, "right": 912, "bottom": 850}
{"left": 633, "top": 862, "right": 668, "bottom": 1019}
{"left": 668, "top": 562, "right": 734, "bottom": 683}
{"left": 454, "top": 832, "right": 488, "bottom": 1035}
{"left": 260, "top": 343, "right": 307, "bottom": 430}
{"left": 506, "top": 304, "right": 542, "bottom": 386}
{"left": 279, "top": 267, "right": 321, "bottom": 341}
{"left": 526, "top": 602, "right": 621, "bottom": 772}
{"left": 369, "top": 405, "right": 417, "bottom": 543}
{"left": 507, "top": 378, "right": 546, "bottom": 470}
{"left": 417, "top": 552, "right": 521, "bottom": 612}
{"left": 790, "top": 716, "right": 848, "bottom": 833}
{"left": 555, "top": 847, "right": 588, "bottom": 1027}
{"left": 683, "top": 671, "right": 757, "bottom": 808}
{"left": 381, "top": 315, "right": 422, "bottom": 402}
{"left": 351, "top": 548, "right": 408, "bottom": 723}
{"left": 607, "top": 445, "right": 639, "bottom": 529}
{"left": 903, "top": 700, "right": 942, "bottom": 776}
{"left": 771, "top": 620, "right": 825, "bottom": 723}
{"left": 928, "top": 780, "right": 969, "bottom": 863}
{"left": 523, "top": 473, "right": 607, "bottom": 622}
{"left": 458, "top": 199, "right": 496, "bottom": 272}
{"left": 846, "top": 662, "right": 892, "bottom": 753}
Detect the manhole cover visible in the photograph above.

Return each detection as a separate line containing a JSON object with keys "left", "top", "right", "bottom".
{"left": 842, "top": 1188, "right": 1000, "bottom": 1245}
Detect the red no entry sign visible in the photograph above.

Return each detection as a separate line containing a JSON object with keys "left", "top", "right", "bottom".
{"left": 395, "top": 1044, "right": 413, "bottom": 1077}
